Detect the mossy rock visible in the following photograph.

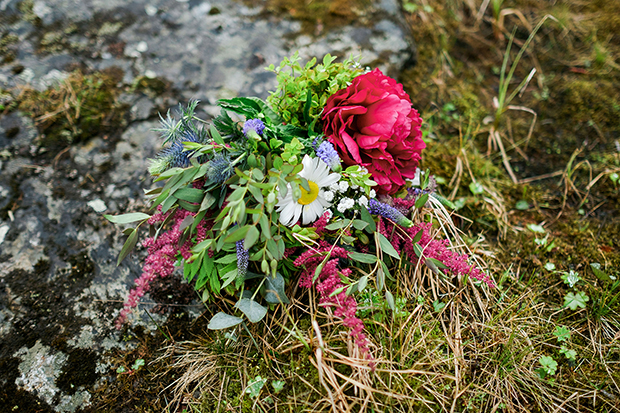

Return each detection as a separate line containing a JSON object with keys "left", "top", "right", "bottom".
{"left": 16, "top": 68, "right": 129, "bottom": 148}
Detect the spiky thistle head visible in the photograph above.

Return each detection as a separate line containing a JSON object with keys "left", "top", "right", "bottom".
{"left": 206, "top": 153, "right": 235, "bottom": 184}
{"left": 148, "top": 131, "right": 201, "bottom": 175}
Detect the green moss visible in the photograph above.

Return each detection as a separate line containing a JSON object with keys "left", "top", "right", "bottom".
{"left": 240, "top": 0, "right": 374, "bottom": 36}
{"left": 0, "top": 33, "right": 18, "bottom": 64}
{"left": 131, "top": 75, "right": 172, "bottom": 98}
{"left": 16, "top": 68, "right": 128, "bottom": 148}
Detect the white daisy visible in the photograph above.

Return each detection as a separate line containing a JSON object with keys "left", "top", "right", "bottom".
{"left": 276, "top": 155, "right": 341, "bottom": 226}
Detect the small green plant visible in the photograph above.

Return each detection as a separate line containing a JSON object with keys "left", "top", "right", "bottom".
{"left": 564, "top": 291, "right": 589, "bottom": 311}
{"left": 561, "top": 270, "right": 581, "bottom": 288}
{"left": 553, "top": 326, "right": 571, "bottom": 342}
{"left": 433, "top": 300, "right": 446, "bottom": 312}
{"left": 116, "top": 358, "right": 145, "bottom": 375}
{"left": 246, "top": 376, "right": 267, "bottom": 399}
{"left": 271, "top": 380, "right": 285, "bottom": 393}
{"left": 537, "top": 356, "right": 558, "bottom": 378}
{"left": 560, "top": 346, "right": 577, "bottom": 362}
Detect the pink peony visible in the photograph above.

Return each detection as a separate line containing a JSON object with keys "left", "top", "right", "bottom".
{"left": 322, "top": 68, "right": 425, "bottom": 195}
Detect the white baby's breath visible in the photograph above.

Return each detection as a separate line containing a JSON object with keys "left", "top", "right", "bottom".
{"left": 358, "top": 195, "right": 368, "bottom": 208}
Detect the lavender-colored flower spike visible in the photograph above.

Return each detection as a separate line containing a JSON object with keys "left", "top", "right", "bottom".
{"left": 236, "top": 240, "right": 249, "bottom": 278}
{"left": 367, "top": 198, "right": 413, "bottom": 227}
{"left": 316, "top": 141, "right": 342, "bottom": 172}
{"left": 243, "top": 118, "right": 265, "bottom": 138}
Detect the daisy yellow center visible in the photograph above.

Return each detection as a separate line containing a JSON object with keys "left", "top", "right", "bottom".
{"left": 298, "top": 181, "right": 319, "bottom": 205}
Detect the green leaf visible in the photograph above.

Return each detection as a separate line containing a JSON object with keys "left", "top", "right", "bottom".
{"left": 539, "top": 356, "right": 558, "bottom": 376}
{"left": 415, "top": 193, "right": 429, "bottom": 209}
{"left": 302, "top": 88, "right": 313, "bottom": 125}
{"left": 246, "top": 376, "right": 267, "bottom": 399}
{"left": 348, "top": 252, "right": 377, "bottom": 264}
{"left": 105, "top": 213, "right": 151, "bottom": 224}
{"left": 215, "top": 254, "right": 238, "bottom": 265}
{"left": 207, "top": 312, "right": 243, "bottom": 330}
{"left": 359, "top": 206, "right": 376, "bottom": 233}
{"left": 224, "top": 225, "right": 251, "bottom": 243}
{"left": 261, "top": 273, "right": 290, "bottom": 304}
{"left": 553, "top": 326, "right": 571, "bottom": 343}
{"left": 527, "top": 223, "right": 546, "bottom": 234}
{"left": 325, "top": 220, "right": 349, "bottom": 231}
{"left": 200, "top": 193, "right": 216, "bottom": 211}
{"left": 560, "top": 346, "right": 577, "bottom": 361}
{"left": 117, "top": 228, "right": 139, "bottom": 266}
{"left": 564, "top": 291, "right": 589, "bottom": 310}
{"left": 155, "top": 167, "right": 186, "bottom": 180}
{"left": 235, "top": 298, "right": 268, "bottom": 323}
{"left": 385, "top": 290, "right": 395, "bottom": 311}
{"left": 329, "top": 286, "right": 347, "bottom": 297}
{"left": 174, "top": 187, "right": 204, "bottom": 203}
{"left": 177, "top": 199, "right": 200, "bottom": 212}
{"left": 413, "top": 243, "right": 423, "bottom": 258}
{"left": 412, "top": 228, "right": 423, "bottom": 244}
{"left": 515, "top": 200, "right": 530, "bottom": 210}
{"left": 378, "top": 233, "right": 400, "bottom": 260}
{"left": 352, "top": 219, "right": 369, "bottom": 231}
{"left": 469, "top": 181, "right": 484, "bottom": 195}
{"left": 591, "top": 263, "right": 613, "bottom": 283}
{"left": 247, "top": 185, "right": 264, "bottom": 204}
{"left": 244, "top": 226, "right": 260, "bottom": 250}
{"left": 357, "top": 275, "right": 368, "bottom": 292}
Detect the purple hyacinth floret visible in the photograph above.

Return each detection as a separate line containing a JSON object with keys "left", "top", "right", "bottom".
{"left": 243, "top": 118, "right": 265, "bottom": 137}
{"left": 236, "top": 240, "right": 249, "bottom": 277}
{"left": 316, "top": 141, "right": 341, "bottom": 171}
{"left": 368, "top": 198, "right": 413, "bottom": 228}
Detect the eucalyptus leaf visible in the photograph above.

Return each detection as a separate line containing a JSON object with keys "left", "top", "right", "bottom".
{"left": 117, "top": 228, "right": 139, "bottom": 266}
{"left": 244, "top": 226, "right": 260, "bottom": 250}
{"left": 378, "top": 233, "right": 400, "bottom": 260}
{"left": 174, "top": 187, "right": 205, "bottom": 203}
{"left": 105, "top": 213, "right": 151, "bottom": 224}
{"left": 348, "top": 252, "right": 377, "bottom": 264}
{"left": 207, "top": 312, "right": 243, "bottom": 330}
{"left": 357, "top": 275, "right": 368, "bottom": 292}
{"left": 385, "top": 290, "right": 395, "bottom": 311}
{"left": 235, "top": 298, "right": 268, "bottom": 323}
{"left": 359, "top": 206, "right": 376, "bottom": 233}
{"left": 261, "top": 273, "right": 290, "bottom": 304}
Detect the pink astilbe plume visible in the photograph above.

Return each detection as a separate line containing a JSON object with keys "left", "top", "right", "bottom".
{"left": 380, "top": 219, "right": 495, "bottom": 288}
{"left": 115, "top": 208, "right": 209, "bottom": 329}
{"left": 295, "top": 241, "right": 371, "bottom": 359}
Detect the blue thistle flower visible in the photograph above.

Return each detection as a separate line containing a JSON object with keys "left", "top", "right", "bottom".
{"left": 243, "top": 118, "right": 265, "bottom": 138}
{"left": 207, "top": 154, "right": 234, "bottom": 184}
{"left": 149, "top": 131, "right": 200, "bottom": 175}
{"left": 316, "top": 141, "right": 342, "bottom": 172}
{"left": 236, "top": 240, "right": 249, "bottom": 278}
{"left": 367, "top": 198, "right": 413, "bottom": 227}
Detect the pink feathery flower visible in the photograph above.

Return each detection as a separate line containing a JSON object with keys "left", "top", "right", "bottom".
{"left": 116, "top": 208, "right": 210, "bottom": 328}
{"left": 295, "top": 243, "right": 372, "bottom": 360}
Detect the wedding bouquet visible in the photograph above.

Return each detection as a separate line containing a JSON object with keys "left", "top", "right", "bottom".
{"left": 107, "top": 53, "right": 494, "bottom": 359}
